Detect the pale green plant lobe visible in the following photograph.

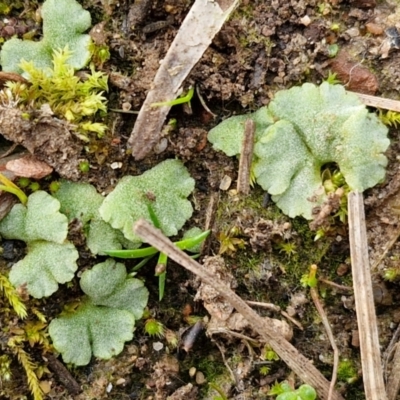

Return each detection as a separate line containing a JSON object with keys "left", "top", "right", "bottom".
{"left": 208, "top": 83, "right": 390, "bottom": 219}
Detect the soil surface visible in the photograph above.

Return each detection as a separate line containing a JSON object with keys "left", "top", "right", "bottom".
{"left": 2, "top": 0, "right": 400, "bottom": 399}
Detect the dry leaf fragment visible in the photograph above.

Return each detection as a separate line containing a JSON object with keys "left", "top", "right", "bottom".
{"left": 6, "top": 155, "right": 53, "bottom": 179}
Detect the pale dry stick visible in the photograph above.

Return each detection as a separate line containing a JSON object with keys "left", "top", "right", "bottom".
{"left": 318, "top": 278, "right": 353, "bottom": 292}
{"left": 280, "top": 310, "right": 304, "bottom": 331}
{"left": 245, "top": 300, "right": 280, "bottom": 313}
{"left": 383, "top": 323, "right": 400, "bottom": 400}
{"left": 133, "top": 219, "right": 344, "bottom": 400}
{"left": 128, "top": 0, "right": 239, "bottom": 159}
{"left": 195, "top": 86, "right": 217, "bottom": 118}
{"left": 348, "top": 191, "right": 388, "bottom": 400}
{"left": 212, "top": 339, "right": 238, "bottom": 385}
{"left": 309, "top": 265, "right": 338, "bottom": 400}
{"left": 201, "top": 191, "right": 219, "bottom": 254}
{"left": 350, "top": 91, "right": 400, "bottom": 112}
{"left": 383, "top": 323, "right": 400, "bottom": 381}
{"left": 386, "top": 343, "right": 400, "bottom": 400}
{"left": 237, "top": 119, "right": 255, "bottom": 195}
{"left": 245, "top": 300, "right": 303, "bottom": 330}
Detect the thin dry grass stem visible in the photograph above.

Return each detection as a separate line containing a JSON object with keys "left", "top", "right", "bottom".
{"left": 208, "top": 327, "right": 258, "bottom": 345}
{"left": 348, "top": 191, "right": 387, "bottom": 400}
{"left": 383, "top": 323, "right": 400, "bottom": 380}
{"left": 245, "top": 300, "right": 280, "bottom": 312}
{"left": 201, "top": 191, "right": 219, "bottom": 254}
{"left": 133, "top": 219, "right": 345, "bottom": 400}
{"left": 318, "top": 278, "right": 353, "bottom": 292}
{"left": 309, "top": 266, "right": 338, "bottom": 400}
{"left": 195, "top": 86, "right": 217, "bottom": 118}
{"left": 386, "top": 343, "right": 400, "bottom": 400}
{"left": 209, "top": 328, "right": 256, "bottom": 386}
{"left": 212, "top": 339, "right": 238, "bottom": 385}
{"left": 46, "top": 354, "right": 81, "bottom": 395}
{"left": 237, "top": 119, "right": 255, "bottom": 194}
{"left": 0, "top": 143, "right": 18, "bottom": 158}
{"left": 245, "top": 300, "right": 303, "bottom": 330}
{"left": 352, "top": 91, "right": 400, "bottom": 112}
{"left": 280, "top": 310, "right": 304, "bottom": 331}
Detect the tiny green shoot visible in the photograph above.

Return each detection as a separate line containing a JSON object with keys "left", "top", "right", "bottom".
{"left": 105, "top": 230, "right": 210, "bottom": 301}
{"left": 151, "top": 86, "right": 194, "bottom": 107}
{"left": 29, "top": 182, "right": 40, "bottom": 192}
{"left": 49, "top": 181, "right": 61, "bottom": 193}
{"left": 18, "top": 177, "right": 31, "bottom": 188}
{"left": 79, "top": 161, "right": 90, "bottom": 173}
{"left": 104, "top": 230, "right": 210, "bottom": 258}
{"left": 0, "top": 173, "right": 28, "bottom": 205}
{"left": 155, "top": 252, "right": 168, "bottom": 301}
{"left": 301, "top": 264, "right": 318, "bottom": 288}
{"left": 324, "top": 71, "right": 341, "bottom": 85}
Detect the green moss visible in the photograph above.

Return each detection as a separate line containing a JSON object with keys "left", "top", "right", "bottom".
{"left": 213, "top": 185, "right": 338, "bottom": 310}
{"left": 3, "top": 47, "right": 108, "bottom": 140}
{"left": 195, "top": 354, "right": 226, "bottom": 382}
{"left": 337, "top": 358, "right": 358, "bottom": 384}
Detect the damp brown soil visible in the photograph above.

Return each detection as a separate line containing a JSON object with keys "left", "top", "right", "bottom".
{"left": 2, "top": 1, "right": 400, "bottom": 399}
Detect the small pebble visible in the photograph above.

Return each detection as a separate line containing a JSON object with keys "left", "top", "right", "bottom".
{"left": 153, "top": 341, "right": 164, "bottom": 351}
{"left": 345, "top": 27, "right": 360, "bottom": 37}
{"left": 219, "top": 175, "right": 232, "bottom": 191}
{"left": 154, "top": 137, "right": 168, "bottom": 154}
{"left": 106, "top": 383, "right": 113, "bottom": 393}
{"left": 300, "top": 15, "right": 311, "bottom": 26}
{"left": 110, "top": 161, "right": 123, "bottom": 169}
{"left": 365, "top": 22, "right": 383, "bottom": 35}
{"left": 122, "top": 102, "right": 131, "bottom": 111}
{"left": 336, "top": 263, "right": 349, "bottom": 276}
{"left": 116, "top": 378, "right": 126, "bottom": 385}
{"left": 39, "top": 381, "right": 51, "bottom": 394}
{"left": 189, "top": 367, "right": 196, "bottom": 378}
{"left": 195, "top": 371, "right": 206, "bottom": 385}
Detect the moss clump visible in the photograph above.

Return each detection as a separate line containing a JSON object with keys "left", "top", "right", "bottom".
{"left": 3, "top": 47, "right": 108, "bottom": 140}
{"left": 337, "top": 358, "right": 358, "bottom": 384}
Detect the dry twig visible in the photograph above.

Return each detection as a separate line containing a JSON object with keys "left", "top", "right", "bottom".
{"left": 245, "top": 300, "right": 303, "bottom": 330}
{"left": 352, "top": 91, "right": 400, "bottom": 112}
{"left": 348, "top": 191, "right": 387, "bottom": 400}
{"left": 133, "top": 219, "right": 344, "bottom": 400}
{"left": 308, "top": 265, "right": 338, "bottom": 400}
{"left": 128, "top": 0, "right": 239, "bottom": 159}
{"left": 237, "top": 119, "right": 255, "bottom": 195}
{"left": 386, "top": 343, "right": 400, "bottom": 400}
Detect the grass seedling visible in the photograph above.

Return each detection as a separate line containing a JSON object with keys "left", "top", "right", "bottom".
{"left": 105, "top": 229, "right": 210, "bottom": 300}
{"left": 155, "top": 252, "right": 168, "bottom": 301}
{"left": 151, "top": 86, "right": 194, "bottom": 107}
{"left": 104, "top": 230, "right": 210, "bottom": 258}
{"left": 0, "top": 173, "right": 28, "bottom": 205}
